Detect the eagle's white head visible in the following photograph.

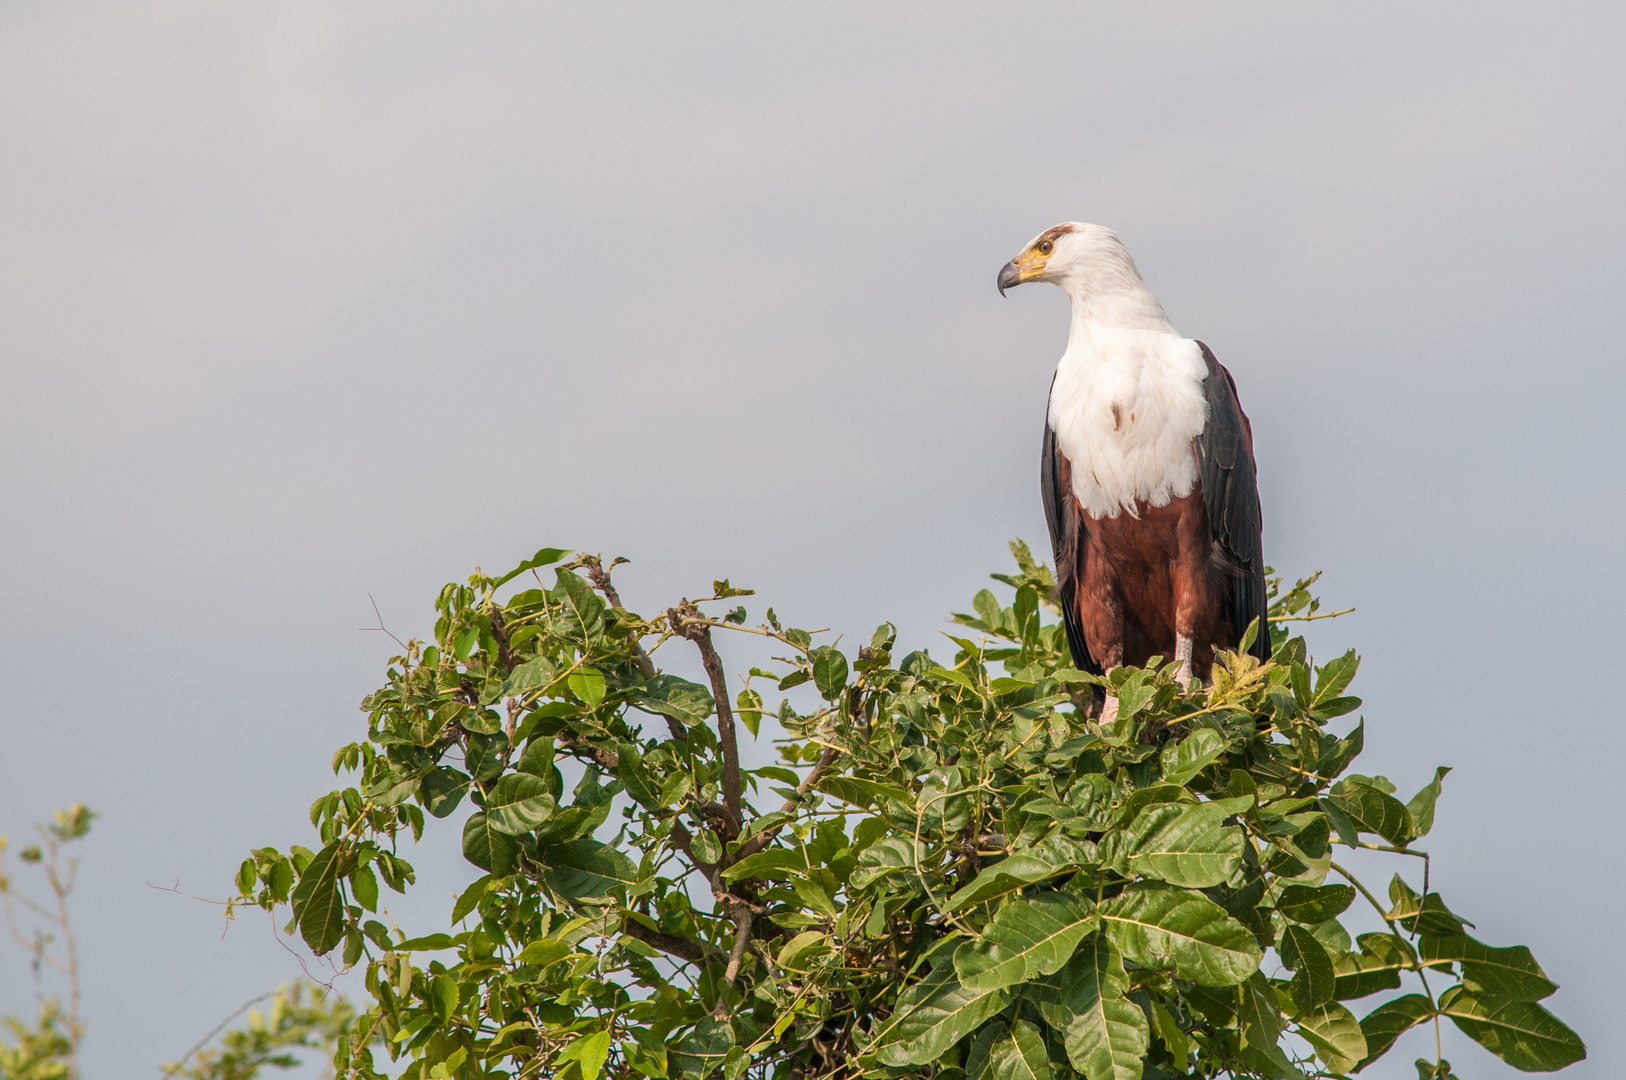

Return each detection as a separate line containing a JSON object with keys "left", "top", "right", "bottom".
{"left": 998, "top": 222, "right": 1173, "bottom": 331}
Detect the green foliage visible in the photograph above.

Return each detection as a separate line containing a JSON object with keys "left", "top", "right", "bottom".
{"left": 0, "top": 1004, "right": 71, "bottom": 1080}
{"left": 163, "top": 982, "right": 357, "bottom": 1080}
{"left": 236, "top": 542, "right": 1585, "bottom": 1079}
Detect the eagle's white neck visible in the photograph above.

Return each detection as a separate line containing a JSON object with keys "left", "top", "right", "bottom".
{"left": 1046, "top": 276, "right": 1208, "bottom": 521}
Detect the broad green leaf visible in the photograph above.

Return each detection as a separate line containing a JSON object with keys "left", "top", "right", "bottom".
{"left": 350, "top": 864, "right": 378, "bottom": 912}
{"left": 1150, "top": 1000, "right": 1190, "bottom": 1064}
{"left": 506, "top": 655, "right": 557, "bottom": 695}
{"left": 947, "top": 854, "right": 1056, "bottom": 910}
{"left": 1160, "top": 728, "right": 1230, "bottom": 786}
{"left": 955, "top": 893, "right": 1097, "bottom": 990}
{"left": 1280, "top": 923, "right": 1337, "bottom": 1010}
{"left": 1388, "top": 881, "right": 1465, "bottom": 937}
{"left": 289, "top": 841, "right": 345, "bottom": 955}
{"left": 1295, "top": 1002, "right": 1366, "bottom": 1073}
{"left": 1420, "top": 935, "right": 1557, "bottom": 1001}
{"left": 1405, "top": 767, "right": 1450, "bottom": 837}
{"left": 552, "top": 568, "right": 606, "bottom": 642}
{"left": 990, "top": 1019, "right": 1052, "bottom": 1080}
{"left": 1277, "top": 883, "right": 1355, "bottom": 924}
{"left": 1357, "top": 994, "right": 1434, "bottom": 1068}
{"left": 568, "top": 667, "right": 607, "bottom": 708}
{"left": 850, "top": 836, "right": 920, "bottom": 889}
{"left": 574, "top": 1031, "right": 612, "bottom": 1080}
{"left": 777, "top": 930, "right": 829, "bottom": 970}
{"left": 517, "top": 938, "right": 575, "bottom": 968}
{"left": 811, "top": 646, "right": 849, "bottom": 699}
{"left": 1098, "top": 883, "right": 1261, "bottom": 986}
{"left": 421, "top": 767, "right": 471, "bottom": 819}
{"left": 1324, "top": 780, "right": 1415, "bottom": 847}
{"left": 485, "top": 773, "right": 556, "bottom": 835}
{"left": 541, "top": 839, "right": 640, "bottom": 900}
{"left": 429, "top": 972, "right": 458, "bottom": 1023}
{"left": 494, "top": 545, "right": 570, "bottom": 587}
{"left": 1235, "top": 971, "right": 1283, "bottom": 1052}
{"left": 672, "top": 1017, "right": 735, "bottom": 1078}
{"left": 451, "top": 874, "right": 492, "bottom": 924}
{"left": 1118, "top": 800, "right": 1244, "bottom": 888}
{"left": 1334, "top": 934, "right": 1414, "bottom": 1000}
{"left": 722, "top": 848, "right": 807, "bottom": 881}
{"left": 1043, "top": 934, "right": 1148, "bottom": 1080}
{"left": 461, "top": 812, "right": 519, "bottom": 876}
{"left": 874, "top": 961, "right": 1011, "bottom": 1067}
{"left": 632, "top": 675, "right": 714, "bottom": 726}
{"left": 1437, "top": 985, "right": 1585, "bottom": 1071}
{"left": 464, "top": 730, "right": 508, "bottom": 781}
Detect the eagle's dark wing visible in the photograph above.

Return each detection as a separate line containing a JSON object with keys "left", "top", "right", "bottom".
{"left": 1193, "top": 342, "right": 1269, "bottom": 662}
{"left": 1041, "top": 379, "right": 1101, "bottom": 675}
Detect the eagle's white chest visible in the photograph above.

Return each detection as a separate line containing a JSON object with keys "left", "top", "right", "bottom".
{"left": 1047, "top": 328, "right": 1209, "bottom": 520}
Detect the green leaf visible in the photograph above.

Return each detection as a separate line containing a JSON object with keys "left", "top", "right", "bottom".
{"left": 811, "top": 646, "right": 849, "bottom": 700}
{"left": 485, "top": 773, "right": 557, "bottom": 835}
{"left": 1357, "top": 994, "right": 1434, "bottom": 1068}
{"left": 289, "top": 841, "right": 346, "bottom": 955}
{"left": 850, "top": 836, "right": 920, "bottom": 890}
{"left": 874, "top": 960, "right": 1012, "bottom": 1067}
{"left": 1294, "top": 1002, "right": 1367, "bottom": 1074}
{"left": 451, "top": 875, "right": 492, "bottom": 924}
{"left": 461, "top": 812, "right": 519, "bottom": 876}
{"left": 672, "top": 1017, "right": 735, "bottom": 1078}
{"left": 494, "top": 546, "right": 570, "bottom": 587}
{"left": 1277, "top": 883, "right": 1355, "bottom": 924}
{"left": 1324, "top": 779, "right": 1415, "bottom": 847}
{"left": 506, "top": 655, "right": 557, "bottom": 695}
{"left": 430, "top": 972, "right": 458, "bottom": 1023}
{"left": 632, "top": 675, "right": 715, "bottom": 726}
{"left": 1437, "top": 985, "right": 1585, "bottom": 1071}
{"left": 421, "top": 767, "right": 471, "bottom": 819}
{"left": 1420, "top": 935, "right": 1557, "bottom": 1001}
{"left": 1042, "top": 933, "right": 1149, "bottom": 1080}
{"left": 552, "top": 568, "right": 606, "bottom": 641}
{"left": 1097, "top": 883, "right": 1261, "bottom": 985}
{"left": 568, "top": 667, "right": 607, "bottom": 708}
{"left": 1334, "top": 933, "right": 1414, "bottom": 999}
{"left": 540, "top": 838, "right": 640, "bottom": 900}
{"left": 947, "top": 854, "right": 1056, "bottom": 910}
{"left": 954, "top": 893, "right": 1097, "bottom": 990}
{"left": 575, "top": 1030, "right": 612, "bottom": 1080}
{"left": 464, "top": 731, "right": 509, "bottom": 781}
{"left": 722, "top": 848, "right": 807, "bottom": 881}
{"left": 1405, "top": 766, "right": 1450, "bottom": 838}
{"left": 350, "top": 864, "right": 378, "bottom": 912}
{"left": 1117, "top": 800, "right": 1244, "bottom": 888}
{"left": 1235, "top": 971, "right": 1283, "bottom": 1053}
{"left": 516, "top": 938, "right": 574, "bottom": 968}
{"left": 990, "top": 1019, "right": 1052, "bottom": 1080}
{"left": 1160, "top": 728, "right": 1230, "bottom": 786}
{"left": 1280, "top": 923, "right": 1337, "bottom": 1010}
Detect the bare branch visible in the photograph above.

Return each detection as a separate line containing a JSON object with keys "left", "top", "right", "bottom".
{"left": 713, "top": 899, "right": 755, "bottom": 1019}
{"left": 359, "top": 594, "right": 409, "bottom": 651}
{"left": 733, "top": 745, "right": 841, "bottom": 863}
{"left": 621, "top": 916, "right": 724, "bottom": 967}
{"left": 669, "top": 602, "right": 742, "bottom": 831}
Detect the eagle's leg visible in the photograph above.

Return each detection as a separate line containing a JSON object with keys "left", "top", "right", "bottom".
{"left": 1170, "top": 501, "right": 1212, "bottom": 692}
{"left": 1172, "top": 635, "right": 1195, "bottom": 691}
{"left": 1077, "top": 539, "right": 1125, "bottom": 725}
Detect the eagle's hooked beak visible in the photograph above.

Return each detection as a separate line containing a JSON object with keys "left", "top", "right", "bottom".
{"left": 997, "top": 248, "right": 1047, "bottom": 295}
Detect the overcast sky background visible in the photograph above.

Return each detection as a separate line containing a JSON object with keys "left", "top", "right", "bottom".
{"left": 1, "top": 3, "right": 1621, "bottom": 1076}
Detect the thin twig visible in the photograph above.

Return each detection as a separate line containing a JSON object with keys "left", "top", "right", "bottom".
{"left": 359, "top": 595, "right": 408, "bottom": 650}
{"left": 669, "top": 602, "right": 743, "bottom": 830}
{"left": 161, "top": 990, "right": 278, "bottom": 1077}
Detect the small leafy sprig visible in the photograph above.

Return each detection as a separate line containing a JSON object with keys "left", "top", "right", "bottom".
{"left": 234, "top": 542, "right": 1584, "bottom": 1080}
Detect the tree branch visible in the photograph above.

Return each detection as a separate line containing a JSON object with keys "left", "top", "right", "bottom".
{"left": 669, "top": 602, "right": 742, "bottom": 830}
{"left": 579, "top": 554, "right": 688, "bottom": 744}
{"left": 713, "top": 899, "right": 755, "bottom": 1018}
{"left": 621, "top": 916, "right": 723, "bottom": 967}
{"left": 733, "top": 745, "right": 841, "bottom": 863}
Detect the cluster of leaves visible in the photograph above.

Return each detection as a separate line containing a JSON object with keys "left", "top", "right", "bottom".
{"left": 0, "top": 1003, "right": 70, "bottom": 1080}
{"left": 233, "top": 543, "right": 1585, "bottom": 1079}
{"left": 163, "top": 982, "right": 358, "bottom": 1080}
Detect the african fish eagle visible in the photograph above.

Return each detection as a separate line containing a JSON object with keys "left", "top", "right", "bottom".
{"left": 998, "top": 223, "right": 1268, "bottom": 721}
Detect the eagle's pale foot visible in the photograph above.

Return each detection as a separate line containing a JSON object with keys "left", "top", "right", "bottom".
{"left": 1098, "top": 694, "right": 1120, "bottom": 726}
{"left": 1173, "top": 634, "right": 1195, "bottom": 691}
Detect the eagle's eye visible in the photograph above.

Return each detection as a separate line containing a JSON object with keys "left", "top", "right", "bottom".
{"left": 1037, "top": 239, "right": 1054, "bottom": 255}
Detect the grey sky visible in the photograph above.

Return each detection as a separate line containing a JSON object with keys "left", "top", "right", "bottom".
{"left": 1, "top": 2, "right": 1621, "bottom": 1075}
